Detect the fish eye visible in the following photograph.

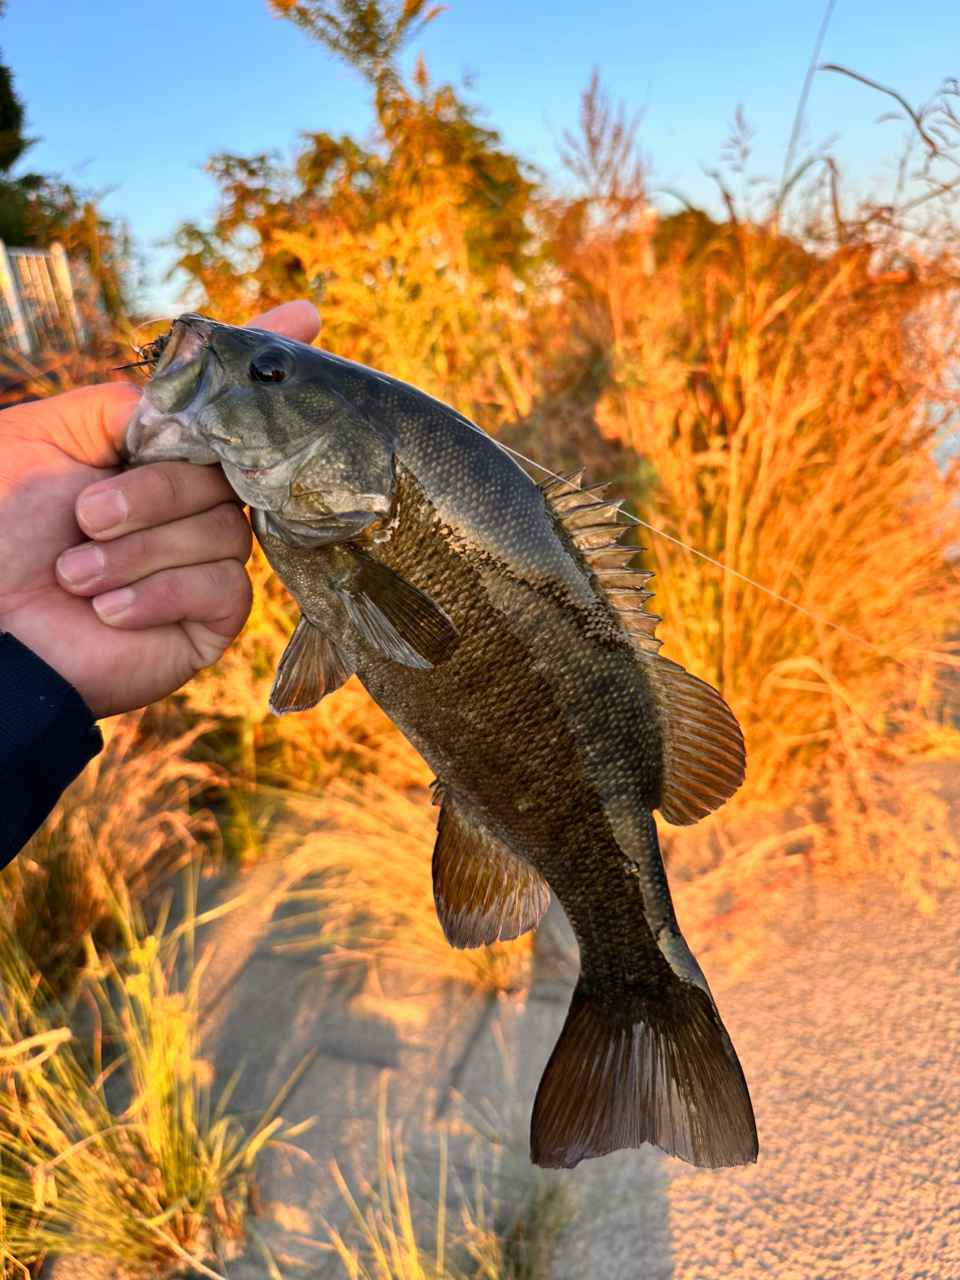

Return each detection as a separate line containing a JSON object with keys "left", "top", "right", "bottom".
{"left": 249, "top": 347, "right": 292, "bottom": 384}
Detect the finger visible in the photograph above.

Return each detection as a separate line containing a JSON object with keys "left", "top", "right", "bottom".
{"left": 0, "top": 382, "right": 141, "bottom": 468}
{"left": 77, "top": 459, "right": 239, "bottom": 540}
{"left": 91, "top": 559, "right": 253, "bottom": 666}
{"left": 246, "top": 300, "right": 321, "bottom": 343}
{"left": 57, "top": 502, "right": 252, "bottom": 595}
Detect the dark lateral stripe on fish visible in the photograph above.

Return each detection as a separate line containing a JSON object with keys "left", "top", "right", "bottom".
{"left": 530, "top": 978, "right": 758, "bottom": 1169}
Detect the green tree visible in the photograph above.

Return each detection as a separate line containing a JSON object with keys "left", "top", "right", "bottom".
{"left": 0, "top": 39, "right": 131, "bottom": 323}
{"left": 0, "top": 47, "right": 40, "bottom": 244}
{"left": 0, "top": 54, "right": 30, "bottom": 172}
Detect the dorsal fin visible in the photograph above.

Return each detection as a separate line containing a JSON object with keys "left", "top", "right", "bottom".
{"left": 541, "top": 471, "right": 745, "bottom": 821}
{"left": 540, "top": 471, "right": 664, "bottom": 652}
{"left": 432, "top": 785, "right": 550, "bottom": 948}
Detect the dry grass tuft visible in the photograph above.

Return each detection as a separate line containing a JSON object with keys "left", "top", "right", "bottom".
{"left": 324, "top": 1086, "right": 570, "bottom": 1280}
{"left": 575, "top": 216, "right": 960, "bottom": 795}
{"left": 0, "top": 888, "right": 310, "bottom": 1277}
{"left": 4, "top": 713, "right": 221, "bottom": 990}
{"left": 270, "top": 778, "right": 533, "bottom": 997}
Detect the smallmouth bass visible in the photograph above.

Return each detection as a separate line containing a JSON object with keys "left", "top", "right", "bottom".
{"left": 126, "top": 315, "right": 757, "bottom": 1169}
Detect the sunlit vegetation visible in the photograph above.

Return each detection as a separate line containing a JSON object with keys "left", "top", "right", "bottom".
{"left": 324, "top": 1084, "right": 570, "bottom": 1280}
{"left": 0, "top": 886, "right": 310, "bottom": 1277}
{"left": 8, "top": 712, "right": 221, "bottom": 992}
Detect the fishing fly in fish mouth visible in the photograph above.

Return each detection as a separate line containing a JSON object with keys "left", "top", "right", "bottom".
{"left": 125, "top": 313, "right": 758, "bottom": 1171}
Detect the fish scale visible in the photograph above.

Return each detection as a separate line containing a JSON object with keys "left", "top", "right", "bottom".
{"left": 125, "top": 313, "right": 758, "bottom": 1171}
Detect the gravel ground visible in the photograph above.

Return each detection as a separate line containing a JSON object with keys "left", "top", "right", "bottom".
{"left": 169, "top": 762, "right": 960, "bottom": 1279}
{"left": 667, "top": 874, "right": 960, "bottom": 1280}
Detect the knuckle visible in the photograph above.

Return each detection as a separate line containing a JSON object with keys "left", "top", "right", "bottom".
{"left": 119, "top": 527, "right": 151, "bottom": 567}
{"left": 122, "top": 462, "right": 187, "bottom": 522}
{"left": 157, "top": 463, "right": 192, "bottom": 511}
{"left": 201, "top": 557, "right": 251, "bottom": 602}
{"left": 198, "top": 559, "right": 252, "bottom": 635}
{"left": 95, "top": 528, "right": 148, "bottom": 584}
{"left": 152, "top": 567, "right": 182, "bottom": 613}
{"left": 208, "top": 501, "right": 252, "bottom": 546}
{"left": 136, "top": 461, "right": 225, "bottom": 522}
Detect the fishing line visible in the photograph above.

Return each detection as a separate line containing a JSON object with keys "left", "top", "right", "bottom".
{"left": 493, "top": 436, "right": 958, "bottom": 692}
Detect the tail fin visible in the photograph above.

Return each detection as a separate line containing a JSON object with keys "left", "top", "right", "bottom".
{"left": 530, "top": 978, "right": 757, "bottom": 1169}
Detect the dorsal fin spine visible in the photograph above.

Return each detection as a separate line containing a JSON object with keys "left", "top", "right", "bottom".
{"left": 563, "top": 501, "right": 622, "bottom": 528}
{"left": 597, "top": 569, "right": 654, "bottom": 589}
{"left": 540, "top": 472, "right": 664, "bottom": 651}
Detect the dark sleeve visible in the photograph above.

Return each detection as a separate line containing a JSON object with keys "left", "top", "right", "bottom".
{"left": 0, "top": 632, "right": 103, "bottom": 870}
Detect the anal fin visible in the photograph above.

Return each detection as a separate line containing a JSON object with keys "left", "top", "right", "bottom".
{"left": 432, "top": 786, "right": 550, "bottom": 949}
{"left": 269, "top": 615, "right": 354, "bottom": 715}
{"left": 530, "top": 978, "right": 758, "bottom": 1169}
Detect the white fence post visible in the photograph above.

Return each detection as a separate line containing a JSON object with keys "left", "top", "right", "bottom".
{"left": 0, "top": 239, "right": 93, "bottom": 358}
{"left": 49, "top": 241, "right": 87, "bottom": 346}
{"left": 0, "top": 239, "right": 34, "bottom": 355}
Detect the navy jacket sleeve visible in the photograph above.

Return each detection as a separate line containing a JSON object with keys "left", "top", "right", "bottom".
{"left": 0, "top": 632, "right": 103, "bottom": 869}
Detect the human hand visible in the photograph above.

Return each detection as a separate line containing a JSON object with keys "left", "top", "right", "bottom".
{"left": 0, "top": 300, "right": 321, "bottom": 719}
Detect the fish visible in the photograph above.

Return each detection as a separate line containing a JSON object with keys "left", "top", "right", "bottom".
{"left": 125, "top": 313, "right": 758, "bottom": 1170}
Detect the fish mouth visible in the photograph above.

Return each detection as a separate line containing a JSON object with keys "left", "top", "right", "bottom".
{"left": 151, "top": 313, "right": 213, "bottom": 379}
{"left": 124, "top": 315, "right": 225, "bottom": 466}
{"left": 124, "top": 314, "right": 311, "bottom": 480}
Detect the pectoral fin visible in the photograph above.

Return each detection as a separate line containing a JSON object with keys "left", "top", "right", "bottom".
{"left": 432, "top": 785, "right": 550, "bottom": 948}
{"left": 336, "top": 550, "right": 460, "bottom": 670}
{"left": 269, "top": 615, "right": 354, "bottom": 715}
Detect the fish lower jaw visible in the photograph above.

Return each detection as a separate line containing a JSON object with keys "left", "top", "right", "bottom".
{"left": 254, "top": 508, "right": 380, "bottom": 549}
{"left": 125, "top": 401, "right": 221, "bottom": 465}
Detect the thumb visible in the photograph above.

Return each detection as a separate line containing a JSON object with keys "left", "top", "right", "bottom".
{"left": 0, "top": 383, "right": 142, "bottom": 467}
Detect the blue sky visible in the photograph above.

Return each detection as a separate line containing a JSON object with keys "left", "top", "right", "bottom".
{"left": 1, "top": 0, "right": 957, "bottom": 311}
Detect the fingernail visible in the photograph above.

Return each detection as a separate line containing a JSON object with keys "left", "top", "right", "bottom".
{"left": 93, "top": 587, "right": 133, "bottom": 618}
{"left": 78, "top": 488, "right": 128, "bottom": 534}
{"left": 57, "top": 543, "right": 105, "bottom": 586}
